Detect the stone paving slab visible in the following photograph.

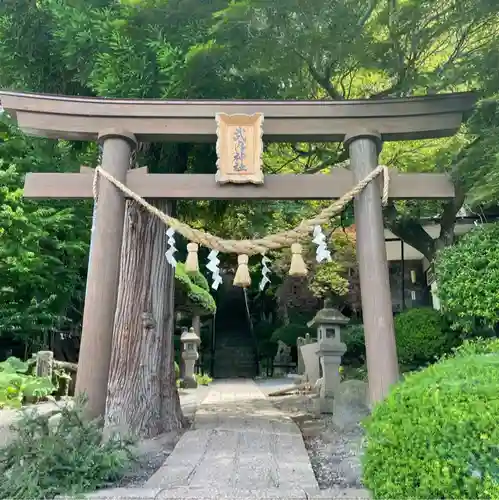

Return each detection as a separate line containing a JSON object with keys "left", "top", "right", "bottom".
{"left": 146, "top": 380, "right": 319, "bottom": 493}
{"left": 77, "top": 486, "right": 370, "bottom": 500}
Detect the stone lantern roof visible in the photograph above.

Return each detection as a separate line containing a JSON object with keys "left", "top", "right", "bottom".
{"left": 180, "top": 327, "right": 200, "bottom": 344}
{"left": 307, "top": 299, "right": 349, "bottom": 328}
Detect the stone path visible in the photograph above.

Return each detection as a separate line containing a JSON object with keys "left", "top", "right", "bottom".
{"left": 86, "top": 380, "right": 369, "bottom": 499}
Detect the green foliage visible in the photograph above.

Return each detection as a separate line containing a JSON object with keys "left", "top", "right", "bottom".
{"left": 253, "top": 320, "right": 278, "bottom": 358}
{"left": 0, "top": 117, "right": 89, "bottom": 346}
{"left": 195, "top": 373, "right": 213, "bottom": 385}
{"left": 0, "top": 397, "right": 135, "bottom": 499}
{"left": 394, "top": 307, "right": 457, "bottom": 367}
{"left": 342, "top": 324, "right": 366, "bottom": 363}
{"left": 450, "top": 336, "right": 499, "bottom": 358}
{"left": 342, "top": 309, "right": 457, "bottom": 368}
{"left": 0, "top": 357, "right": 55, "bottom": 408}
{"left": 308, "top": 261, "right": 349, "bottom": 299}
{"left": 270, "top": 323, "right": 311, "bottom": 346}
{"left": 174, "top": 361, "right": 180, "bottom": 380}
{"left": 435, "top": 224, "right": 499, "bottom": 332}
{"left": 175, "top": 262, "right": 216, "bottom": 315}
{"left": 363, "top": 352, "right": 499, "bottom": 499}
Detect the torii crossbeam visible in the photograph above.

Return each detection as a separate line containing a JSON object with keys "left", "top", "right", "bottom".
{"left": 0, "top": 90, "right": 477, "bottom": 418}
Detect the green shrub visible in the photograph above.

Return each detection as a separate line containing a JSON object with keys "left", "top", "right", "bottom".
{"left": 435, "top": 223, "right": 499, "bottom": 332}
{"left": 175, "top": 262, "right": 216, "bottom": 315}
{"left": 270, "top": 323, "right": 311, "bottom": 346}
{"left": 342, "top": 323, "right": 366, "bottom": 363}
{"left": 0, "top": 397, "right": 135, "bottom": 499}
{"left": 195, "top": 373, "right": 213, "bottom": 385}
{"left": 450, "top": 336, "right": 499, "bottom": 358}
{"left": 174, "top": 361, "right": 180, "bottom": 380}
{"left": 341, "top": 310, "right": 456, "bottom": 368}
{"left": 0, "top": 357, "right": 55, "bottom": 408}
{"left": 394, "top": 307, "right": 456, "bottom": 367}
{"left": 363, "top": 352, "right": 499, "bottom": 499}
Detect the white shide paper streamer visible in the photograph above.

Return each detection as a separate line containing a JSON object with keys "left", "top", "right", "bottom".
{"left": 165, "top": 228, "right": 177, "bottom": 268}
{"left": 259, "top": 255, "right": 272, "bottom": 291}
{"left": 313, "top": 225, "right": 332, "bottom": 263}
{"left": 207, "top": 249, "right": 222, "bottom": 290}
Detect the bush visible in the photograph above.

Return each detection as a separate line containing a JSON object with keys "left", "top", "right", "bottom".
{"left": 341, "top": 309, "right": 456, "bottom": 368}
{"left": 394, "top": 307, "right": 456, "bottom": 367}
{"left": 0, "top": 397, "right": 135, "bottom": 499}
{"left": 342, "top": 324, "right": 366, "bottom": 364}
{"left": 174, "top": 361, "right": 180, "bottom": 380}
{"left": 175, "top": 262, "right": 216, "bottom": 315}
{"left": 363, "top": 352, "right": 499, "bottom": 499}
{"left": 450, "top": 336, "right": 499, "bottom": 358}
{"left": 0, "top": 357, "right": 55, "bottom": 408}
{"left": 270, "top": 323, "right": 311, "bottom": 346}
{"left": 195, "top": 373, "right": 213, "bottom": 385}
{"left": 435, "top": 223, "right": 499, "bottom": 332}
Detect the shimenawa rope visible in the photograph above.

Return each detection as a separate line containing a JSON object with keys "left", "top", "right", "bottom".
{"left": 92, "top": 165, "right": 390, "bottom": 256}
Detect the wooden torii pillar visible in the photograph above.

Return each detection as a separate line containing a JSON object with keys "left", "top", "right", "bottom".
{"left": 0, "top": 91, "right": 476, "bottom": 415}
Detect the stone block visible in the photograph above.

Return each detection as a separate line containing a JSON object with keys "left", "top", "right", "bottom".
{"left": 332, "top": 380, "right": 369, "bottom": 431}
{"left": 300, "top": 342, "right": 320, "bottom": 385}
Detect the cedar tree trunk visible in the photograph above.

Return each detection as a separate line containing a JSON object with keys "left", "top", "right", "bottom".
{"left": 105, "top": 199, "right": 183, "bottom": 438}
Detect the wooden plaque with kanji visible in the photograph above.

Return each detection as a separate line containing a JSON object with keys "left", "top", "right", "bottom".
{"left": 215, "top": 113, "right": 264, "bottom": 185}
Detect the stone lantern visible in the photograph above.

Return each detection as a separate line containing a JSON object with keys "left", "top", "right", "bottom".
{"left": 180, "top": 326, "right": 200, "bottom": 388}
{"left": 307, "top": 299, "right": 349, "bottom": 413}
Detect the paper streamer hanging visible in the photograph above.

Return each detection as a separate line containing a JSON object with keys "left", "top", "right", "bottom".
{"left": 313, "top": 225, "right": 332, "bottom": 263}
{"left": 259, "top": 255, "right": 271, "bottom": 291}
{"left": 207, "top": 249, "right": 222, "bottom": 290}
{"left": 165, "top": 228, "right": 177, "bottom": 268}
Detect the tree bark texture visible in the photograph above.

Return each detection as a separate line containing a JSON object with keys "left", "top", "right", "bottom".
{"left": 105, "top": 199, "right": 183, "bottom": 438}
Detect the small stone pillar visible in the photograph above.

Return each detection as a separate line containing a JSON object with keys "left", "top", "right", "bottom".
{"left": 181, "top": 327, "right": 200, "bottom": 388}
{"left": 36, "top": 351, "right": 54, "bottom": 378}
{"left": 297, "top": 333, "right": 313, "bottom": 375}
{"left": 308, "top": 300, "right": 349, "bottom": 414}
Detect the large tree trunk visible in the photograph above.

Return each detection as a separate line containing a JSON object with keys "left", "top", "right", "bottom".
{"left": 105, "top": 199, "right": 183, "bottom": 438}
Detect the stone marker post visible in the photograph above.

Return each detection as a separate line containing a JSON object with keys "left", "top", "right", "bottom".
{"left": 75, "top": 129, "right": 137, "bottom": 419}
{"left": 346, "top": 131, "right": 400, "bottom": 404}
{"left": 181, "top": 327, "right": 201, "bottom": 388}
{"left": 297, "top": 333, "right": 313, "bottom": 375}
{"left": 36, "top": 351, "right": 54, "bottom": 378}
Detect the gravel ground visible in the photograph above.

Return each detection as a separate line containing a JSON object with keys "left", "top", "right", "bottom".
{"left": 269, "top": 391, "right": 364, "bottom": 490}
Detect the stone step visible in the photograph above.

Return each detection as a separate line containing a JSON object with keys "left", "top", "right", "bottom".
{"left": 215, "top": 349, "right": 255, "bottom": 356}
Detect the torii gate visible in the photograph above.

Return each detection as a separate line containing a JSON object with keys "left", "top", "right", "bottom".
{"left": 0, "top": 91, "right": 476, "bottom": 418}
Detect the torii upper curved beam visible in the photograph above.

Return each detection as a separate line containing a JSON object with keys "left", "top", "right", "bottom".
{"left": 0, "top": 90, "right": 477, "bottom": 142}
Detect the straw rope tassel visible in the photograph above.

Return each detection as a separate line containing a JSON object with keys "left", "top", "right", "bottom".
{"left": 233, "top": 254, "right": 251, "bottom": 288}
{"left": 185, "top": 242, "right": 199, "bottom": 272}
{"left": 289, "top": 243, "right": 307, "bottom": 277}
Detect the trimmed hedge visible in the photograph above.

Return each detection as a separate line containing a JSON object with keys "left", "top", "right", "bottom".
{"left": 435, "top": 223, "right": 499, "bottom": 332}
{"left": 394, "top": 307, "right": 457, "bottom": 367}
{"left": 343, "top": 309, "right": 457, "bottom": 368}
{"left": 363, "top": 350, "right": 499, "bottom": 498}
{"left": 175, "top": 262, "right": 216, "bottom": 315}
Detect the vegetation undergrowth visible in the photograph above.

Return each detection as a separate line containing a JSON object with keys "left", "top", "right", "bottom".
{"left": 195, "top": 373, "right": 213, "bottom": 385}
{"left": 0, "top": 396, "right": 136, "bottom": 500}
{"left": 0, "top": 357, "right": 55, "bottom": 409}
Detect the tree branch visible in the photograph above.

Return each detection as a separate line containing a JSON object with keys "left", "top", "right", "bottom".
{"left": 358, "top": 0, "right": 379, "bottom": 28}
{"left": 293, "top": 50, "right": 344, "bottom": 100}
{"left": 384, "top": 203, "right": 436, "bottom": 261}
